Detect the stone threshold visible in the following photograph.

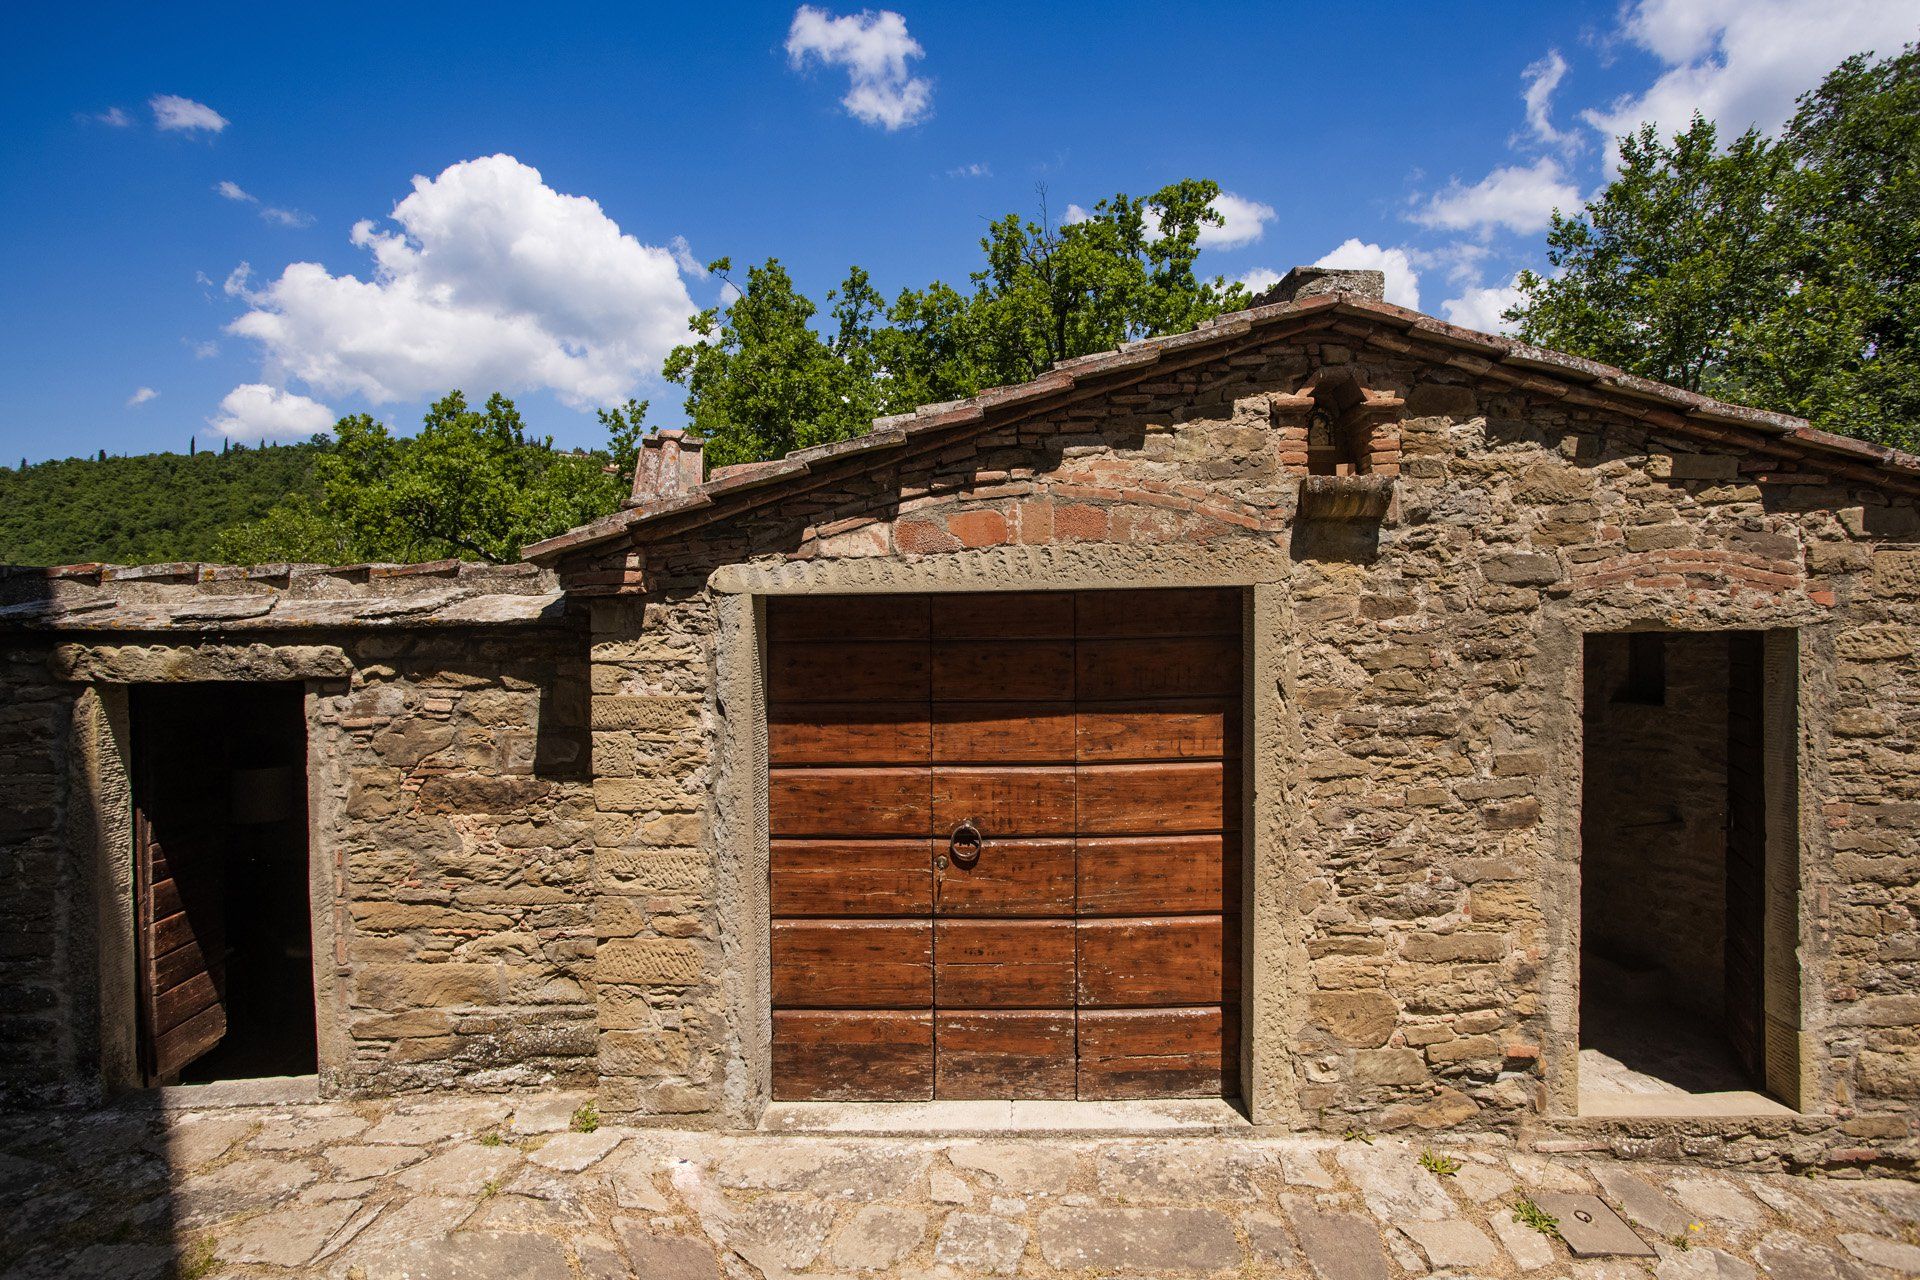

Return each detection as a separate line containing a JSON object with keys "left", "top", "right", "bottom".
{"left": 759, "top": 1097, "right": 1251, "bottom": 1136}
{"left": 1577, "top": 1088, "right": 1797, "bottom": 1119}
{"left": 122, "top": 1074, "right": 322, "bottom": 1111}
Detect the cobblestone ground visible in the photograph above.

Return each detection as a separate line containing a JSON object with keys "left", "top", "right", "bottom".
{"left": 2, "top": 1092, "right": 1917, "bottom": 1280}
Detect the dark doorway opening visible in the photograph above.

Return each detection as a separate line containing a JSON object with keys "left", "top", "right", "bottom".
{"left": 1578, "top": 630, "right": 1797, "bottom": 1115}
{"left": 131, "top": 682, "right": 315, "bottom": 1085}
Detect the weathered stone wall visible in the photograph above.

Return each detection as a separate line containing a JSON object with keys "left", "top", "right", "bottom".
{"left": 0, "top": 648, "right": 83, "bottom": 1107}
{"left": 584, "top": 592, "right": 726, "bottom": 1117}
{"left": 569, "top": 327, "right": 1920, "bottom": 1164}
{"left": 313, "top": 626, "right": 596, "bottom": 1095}
{"left": 1581, "top": 631, "right": 1734, "bottom": 1018}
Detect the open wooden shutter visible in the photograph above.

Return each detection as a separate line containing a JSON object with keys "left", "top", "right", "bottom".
{"left": 133, "top": 689, "right": 229, "bottom": 1083}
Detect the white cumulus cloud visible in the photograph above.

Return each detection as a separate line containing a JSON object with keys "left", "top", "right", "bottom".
{"left": 1520, "top": 51, "right": 1578, "bottom": 151}
{"left": 209, "top": 384, "right": 335, "bottom": 442}
{"left": 217, "top": 180, "right": 253, "bottom": 202}
{"left": 1198, "top": 192, "right": 1276, "bottom": 249}
{"left": 1411, "top": 156, "right": 1580, "bottom": 236}
{"left": 1314, "top": 239, "right": 1422, "bottom": 311}
{"left": 1236, "top": 267, "right": 1283, "bottom": 294}
{"left": 126, "top": 387, "right": 159, "bottom": 407}
{"left": 668, "top": 235, "right": 708, "bottom": 278}
{"left": 1441, "top": 278, "right": 1528, "bottom": 334}
{"left": 151, "top": 94, "right": 228, "bottom": 134}
{"left": 224, "top": 155, "right": 699, "bottom": 410}
{"left": 1584, "top": 0, "right": 1917, "bottom": 166}
{"left": 786, "top": 6, "right": 932, "bottom": 130}
{"left": 86, "top": 107, "right": 132, "bottom": 127}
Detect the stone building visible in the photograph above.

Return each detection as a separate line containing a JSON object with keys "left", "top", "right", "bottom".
{"left": 4, "top": 269, "right": 1918, "bottom": 1168}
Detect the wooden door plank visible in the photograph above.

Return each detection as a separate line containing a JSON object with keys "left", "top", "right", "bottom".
{"left": 932, "top": 592, "right": 1075, "bottom": 640}
{"left": 1076, "top": 699, "right": 1240, "bottom": 762}
{"left": 1077, "top": 835, "right": 1237, "bottom": 917}
{"left": 934, "top": 919, "right": 1075, "bottom": 1008}
{"left": 1077, "top": 1007, "right": 1238, "bottom": 1099}
{"left": 771, "top": 840, "right": 933, "bottom": 916}
{"left": 936, "top": 838, "right": 1073, "bottom": 917}
{"left": 149, "top": 909, "right": 200, "bottom": 962}
{"left": 932, "top": 640, "right": 1074, "bottom": 701}
{"left": 769, "top": 641, "right": 930, "bottom": 703}
{"left": 935, "top": 1011, "right": 1075, "bottom": 1099}
{"left": 768, "top": 595, "right": 929, "bottom": 642}
{"left": 1077, "top": 762, "right": 1237, "bottom": 835}
{"left": 152, "top": 936, "right": 217, "bottom": 993}
{"left": 152, "top": 1002, "right": 228, "bottom": 1081}
{"left": 1076, "top": 916, "right": 1239, "bottom": 1007}
{"left": 770, "top": 767, "right": 932, "bottom": 837}
{"left": 1077, "top": 637, "right": 1241, "bottom": 700}
{"left": 771, "top": 920, "right": 932, "bottom": 1008}
{"left": 932, "top": 766, "right": 1075, "bottom": 836}
{"left": 769, "top": 702, "right": 930, "bottom": 766}
{"left": 772, "top": 1010, "right": 933, "bottom": 1101}
{"left": 933, "top": 702, "right": 1074, "bottom": 763}
{"left": 152, "top": 970, "right": 222, "bottom": 1036}
{"left": 1076, "top": 588, "right": 1241, "bottom": 638}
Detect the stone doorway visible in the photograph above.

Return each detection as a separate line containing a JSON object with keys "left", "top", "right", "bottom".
{"left": 130, "top": 682, "right": 316, "bottom": 1085}
{"left": 1576, "top": 629, "right": 1801, "bottom": 1116}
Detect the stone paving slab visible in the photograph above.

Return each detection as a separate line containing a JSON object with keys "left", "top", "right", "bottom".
{"left": 0, "top": 1091, "right": 1915, "bottom": 1279}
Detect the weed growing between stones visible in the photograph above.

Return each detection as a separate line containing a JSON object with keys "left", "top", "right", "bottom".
{"left": 1418, "top": 1149, "right": 1462, "bottom": 1177}
{"left": 478, "top": 1131, "right": 505, "bottom": 1147}
{"left": 1513, "top": 1200, "right": 1559, "bottom": 1236}
{"left": 1342, "top": 1129, "right": 1373, "bottom": 1144}
{"left": 1671, "top": 1222, "right": 1705, "bottom": 1251}
{"left": 173, "top": 1235, "right": 219, "bottom": 1280}
{"left": 571, "top": 1102, "right": 599, "bottom": 1133}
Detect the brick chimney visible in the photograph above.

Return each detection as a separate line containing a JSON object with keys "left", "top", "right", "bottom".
{"left": 631, "top": 429, "right": 705, "bottom": 507}
{"left": 1251, "top": 266, "right": 1387, "bottom": 307}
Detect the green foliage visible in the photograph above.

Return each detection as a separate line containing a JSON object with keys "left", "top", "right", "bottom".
{"left": 667, "top": 180, "right": 1250, "bottom": 469}
{"left": 216, "top": 392, "right": 639, "bottom": 564}
{"left": 0, "top": 440, "right": 327, "bottom": 566}
{"left": 569, "top": 1101, "right": 599, "bottom": 1133}
{"left": 1418, "top": 1148, "right": 1462, "bottom": 1177}
{"left": 1510, "top": 43, "right": 1920, "bottom": 448}
{"left": 1513, "top": 1199, "right": 1560, "bottom": 1236}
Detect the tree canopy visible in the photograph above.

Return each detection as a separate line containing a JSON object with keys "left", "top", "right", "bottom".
{"left": 0, "top": 440, "right": 326, "bottom": 566}
{"left": 212, "top": 392, "right": 642, "bottom": 564}
{"left": 667, "top": 180, "right": 1249, "bottom": 469}
{"left": 1509, "top": 43, "right": 1920, "bottom": 449}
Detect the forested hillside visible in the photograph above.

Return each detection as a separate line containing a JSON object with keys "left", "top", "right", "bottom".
{"left": 0, "top": 441, "right": 327, "bottom": 566}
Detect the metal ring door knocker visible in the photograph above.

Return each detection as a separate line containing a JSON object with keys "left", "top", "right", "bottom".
{"left": 948, "top": 818, "right": 983, "bottom": 868}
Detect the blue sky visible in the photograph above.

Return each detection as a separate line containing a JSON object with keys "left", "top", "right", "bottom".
{"left": 2, "top": 1, "right": 1913, "bottom": 463}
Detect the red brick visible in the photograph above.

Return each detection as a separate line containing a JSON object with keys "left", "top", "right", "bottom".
{"left": 896, "top": 516, "right": 960, "bottom": 555}
{"left": 1054, "top": 503, "right": 1110, "bottom": 541}
{"left": 1015, "top": 500, "right": 1054, "bottom": 545}
{"left": 947, "top": 509, "right": 1010, "bottom": 549}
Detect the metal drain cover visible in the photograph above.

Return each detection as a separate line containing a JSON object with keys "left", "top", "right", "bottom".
{"left": 1533, "top": 1193, "right": 1657, "bottom": 1257}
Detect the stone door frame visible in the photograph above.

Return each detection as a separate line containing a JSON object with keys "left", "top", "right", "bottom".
{"left": 706, "top": 543, "right": 1299, "bottom": 1126}
{"left": 54, "top": 641, "right": 349, "bottom": 1096}
{"left": 1534, "top": 608, "right": 1831, "bottom": 1120}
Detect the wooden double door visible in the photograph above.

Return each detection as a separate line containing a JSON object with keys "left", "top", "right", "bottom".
{"left": 768, "top": 588, "right": 1242, "bottom": 1101}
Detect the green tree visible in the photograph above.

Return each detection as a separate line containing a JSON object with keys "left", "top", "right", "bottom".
{"left": 666, "top": 180, "right": 1250, "bottom": 467}
{"left": 1510, "top": 43, "right": 1920, "bottom": 448}
{"left": 664, "top": 259, "right": 881, "bottom": 471}
{"left": 215, "top": 391, "right": 639, "bottom": 564}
